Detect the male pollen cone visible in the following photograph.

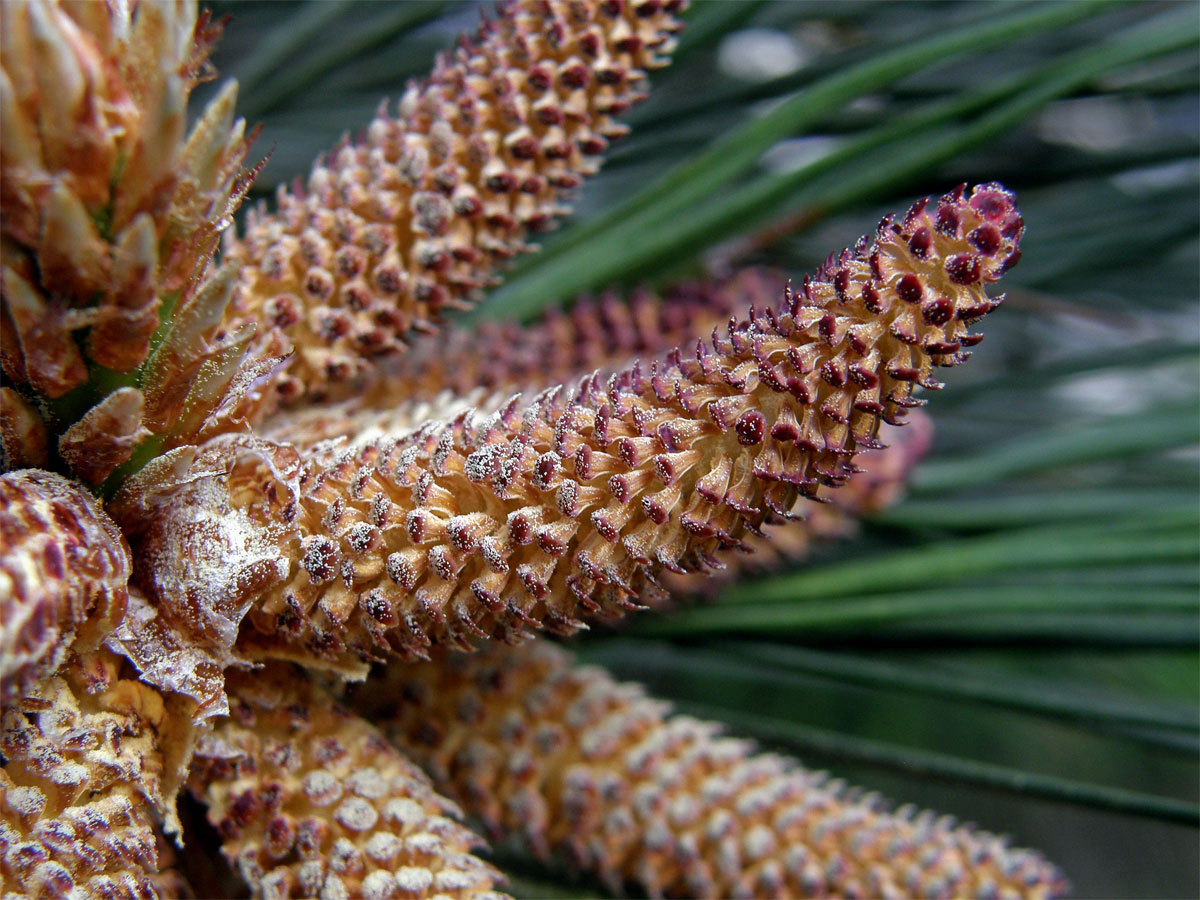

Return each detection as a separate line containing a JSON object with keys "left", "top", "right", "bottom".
{"left": 218, "top": 0, "right": 687, "bottom": 410}
{"left": 189, "top": 665, "right": 507, "bottom": 900}
{"left": 137, "top": 184, "right": 1023, "bottom": 675}
{"left": 357, "top": 640, "right": 1069, "bottom": 900}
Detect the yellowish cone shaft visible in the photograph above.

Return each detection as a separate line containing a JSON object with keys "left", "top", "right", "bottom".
{"left": 354, "top": 270, "right": 787, "bottom": 414}
{"left": 188, "top": 665, "right": 507, "bottom": 900}
{"left": 0, "top": 650, "right": 171, "bottom": 900}
{"left": 137, "top": 184, "right": 1022, "bottom": 677}
{"left": 257, "top": 269, "right": 932, "bottom": 594}
{"left": 220, "top": 0, "right": 687, "bottom": 411}
{"left": 356, "top": 641, "right": 1068, "bottom": 900}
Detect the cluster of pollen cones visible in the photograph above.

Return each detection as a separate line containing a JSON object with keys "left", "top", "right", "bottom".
{"left": 0, "top": 1, "right": 1068, "bottom": 899}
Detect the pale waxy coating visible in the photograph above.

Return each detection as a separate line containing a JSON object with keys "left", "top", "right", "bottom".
{"left": 0, "top": 650, "right": 171, "bottom": 900}
{"left": 356, "top": 641, "right": 1069, "bottom": 900}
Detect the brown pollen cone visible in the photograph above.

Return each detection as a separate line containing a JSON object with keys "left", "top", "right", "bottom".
{"left": 0, "top": 469, "right": 130, "bottom": 705}
{"left": 258, "top": 269, "right": 932, "bottom": 592}
{"left": 1, "top": 649, "right": 172, "bottom": 900}
{"left": 187, "top": 664, "right": 507, "bottom": 900}
{"left": 219, "top": 0, "right": 686, "bottom": 410}
{"left": 260, "top": 269, "right": 786, "bottom": 450}
{"left": 355, "top": 641, "right": 1068, "bottom": 900}
{"left": 366, "top": 270, "right": 785, "bottom": 411}
{"left": 135, "top": 184, "right": 1022, "bottom": 676}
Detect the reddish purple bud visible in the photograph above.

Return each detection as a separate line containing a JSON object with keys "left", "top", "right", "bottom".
{"left": 896, "top": 274, "right": 923, "bottom": 303}
{"left": 946, "top": 254, "right": 982, "bottom": 285}
{"left": 907, "top": 227, "right": 932, "bottom": 259}
{"left": 735, "top": 410, "right": 766, "bottom": 446}
{"left": 921, "top": 297, "right": 955, "bottom": 327}
{"left": 935, "top": 203, "right": 960, "bottom": 237}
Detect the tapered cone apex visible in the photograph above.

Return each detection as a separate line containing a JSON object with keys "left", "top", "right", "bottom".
{"left": 1, "top": 0, "right": 257, "bottom": 484}
{"left": 220, "top": 0, "right": 687, "bottom": 413}
{"left": 187, "top": 664, "right": 507, "bottom": 900}
{"left": 0, "top": 469, "right": 131, "bottom": 705}
{"left": 0, "top": 649, "right": 170, "bottom": 900}
{"left": 356, "top": 641, "right": 1069, "bottom": 900}
{"left": 134, "top": 184, "right": 1022, "bottom": 682}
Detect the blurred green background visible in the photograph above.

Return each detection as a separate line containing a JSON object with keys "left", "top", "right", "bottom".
{"left": 202, "top": 2, "right": 1199, "bottom": 896}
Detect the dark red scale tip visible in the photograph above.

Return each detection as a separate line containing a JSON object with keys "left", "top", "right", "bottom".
{"left": 924, "top": 339, "right": 962, "bottom": 355}
{"left": 944, "top": 183, "right": 969, "bottom": 203}
{"left": 908, "top": 226, "right": 932, "bottom": 260}
{"left": 484, "top": 171, "right": 517, "bottom": 194}
{"left": 596, "top": 66, "right": 625, "bottom": 86}
{"left": 833, "top": 269, "right": 851, "bottom": 300}
{"left": 579, "top": 136, "right": 607, "bottom": 156}
{"left": 896, "top": 273, "right": 923, "bottom": 303}
{"left": 771, "top": 420, "right": 800, "bottom": 442}
{"left": 996, "top": 249, "right": 1022, "bottom": 275}
{"left": 935, "top": 203, "right": 960, "bottom": 237}
{"left": 968, "top": 224, "right": 1002, "bottom": 256}
{"left": 509, "top": 136, "right": 539, "bottom": 160}
{"left": 535, "top": 104, "right": 564, "bottom": 126}
{"left": 819, "top": 360, "right": 846, "bottom": 388}
{"left": 921, "top": 297, "right": 955, "bottom": 327}
{"left": 735, "top": 410, "right": 766, "bottom": 446}
{"left": 904, "top": 196, "right": 929, "bottom": 226}
{"left": 509, "top": 514, "right": 533, "bottom": 545}
{"left": 860, "top": 282, "right": 882, "bottom": 313}
{"left": 970, "top": 187, "right": 1014, "bottom": 222}
{"left": 41, "top": 543, "right": 64, "bottom": 580}
{"left": 643, "top": 496, "right": 670, "bottom": 526}
{"left": 534, "top": 453, "right": 560, "bottom": 488}
{"left": 559, "top": 63, "right": 590, "bottom": 90}
{"left": 817, "top": 313, "right": 837, "bottom": 343}
{"left": 945, "top": 253, "right": 982, "bottom": 285}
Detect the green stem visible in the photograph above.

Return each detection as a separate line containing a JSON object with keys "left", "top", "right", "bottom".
{"left": 719, "top": 642, "right": 1200, "bottom": 732}
{"left": 477, "top": 0, "right": 1119, "bottom": 320}
{"left": 635, "top": 585, "right": 1197, "bottom": 635}
{"left": 675, "top": 702, "right": 1200, "bottom": 824}
{"left": 912, "top": 406, "right": 1199, "bottom": 494}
